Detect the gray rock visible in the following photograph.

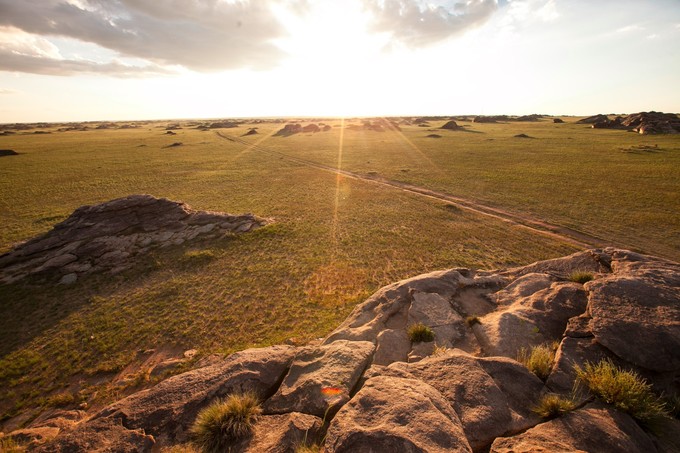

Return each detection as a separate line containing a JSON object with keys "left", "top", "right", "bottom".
{"left": 58, "top": 273, "right": 77, "bottom": 285}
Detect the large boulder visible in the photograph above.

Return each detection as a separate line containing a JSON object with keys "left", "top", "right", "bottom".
{"left": 383, "top": 351, "right": 543, "bottom": 450}
{"left": 324, "top": 375, "right": 472, "bottom": 453}
{"left": 264, "top": 340, "right": 375, "bottom": 418}
{"left": 93, "top": 345, "right": 296, "bottom": 446}
{"left": 587, "top": 271, "right": 680, "bottom": 372}
{"left": 490, "top": 403, "right": 657, "bottom": 453}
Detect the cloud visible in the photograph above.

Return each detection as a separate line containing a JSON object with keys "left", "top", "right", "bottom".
{"left": 0, "top": 88, "right": 17, "bottom": 94}
{"left": 617, "top": 24, "right": 644, "bottom": 33}
{"left": 0, "top": 0, "right": 291, "bottom": 73}
{"left": 361, "top": 0, "right": 498, "bottom": 47}
{"left": 0, "top": 26, "right": 171, "bottom": 76}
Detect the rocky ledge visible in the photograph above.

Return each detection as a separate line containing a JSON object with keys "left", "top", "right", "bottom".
{"left": 0, "top": 195, "right": 270, "bottom": 285}
{"left": 4, "top": 248, "right": 680, "bottom": 452}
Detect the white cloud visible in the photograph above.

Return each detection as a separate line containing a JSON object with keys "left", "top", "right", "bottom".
{"left": 0, "top": 88, "right": 17, "bottom": 94}
{"left": 617, "top": 24, "right": 644, "bottom": 33}
{"left": 646, "top": 33, "right": 659, "bottom": 40}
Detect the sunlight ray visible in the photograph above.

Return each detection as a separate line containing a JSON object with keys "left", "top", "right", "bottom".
{"left": 331, "top": 117, "right": 346, "bottom": 246}
{"left": 381, "top": 118, "right": 443, "bottom": 173}
{"left": 232, "top": 127, "right": 279, "bottom": 161}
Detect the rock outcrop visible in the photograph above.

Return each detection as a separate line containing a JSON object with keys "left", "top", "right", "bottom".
{"left": 580, "top": 111, "right": 680, "bottom": 134}
{"left": 0, "top": 195, "right": 270, "bottom": 284}
{"left": 440, "top": 120, "right": 461, "bottom": 130}
{"left": 11, "top": 248, "right": 680, "bottom": 452}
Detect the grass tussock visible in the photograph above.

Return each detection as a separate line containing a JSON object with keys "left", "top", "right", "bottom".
{"left": 295, "top": 443, "right": 321, "bottom": 453}
{"left": 575, "top": 359, "right": 668, "bottom": 421}
{"left": 533, "top": 393, "right": 577, "bottom": 419}
{"left": 0, "top": 437, "right": 25, "bottom": 453}
{"left": 407, "top": 323, "right": 435, "bottom": 343}
{"left": 517, "top": 342, "right": 558, "bottom": 381}
{"left": 568, "top": 271, "right": 594, "bottom": 284}
{"left": 465, "top": 316, "right": 481, "bottom": 327}
{"left": 190, "top": 392, "right": 261, "bottom": 452}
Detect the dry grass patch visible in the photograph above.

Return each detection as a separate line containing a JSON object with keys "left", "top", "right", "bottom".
{"left": 533, "top": 393, "right": 577, "bottom": 419}
{"left": 407, "top": 323, "right": 435, "bottom": 343}
{"left": 568, "top": 271, "right": 594, "bottom": 284}
{"left": 190, "top": 392, "right": 261, "bottom": 452}
{"left": 517, "top": 342, "right": 558, "bottom": 381}
{"left": 575, "top": 359, "right": 668, "bottom": 422}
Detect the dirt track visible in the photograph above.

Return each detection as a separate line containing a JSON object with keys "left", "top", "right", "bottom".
{"left": 215, "top": 131, "right": 613, "bottom": 250}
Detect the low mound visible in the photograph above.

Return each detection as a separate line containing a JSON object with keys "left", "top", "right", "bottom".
{"left": 22, "top": 248, "right": 680, "bottom": 452}
{"left": 426, "top": 134, "right": 442, "bottom": 138}
{"left": 0, "top": 149, "right": 18, "bottom": 156}
{"left": 0, "top": 195, "right": 270, "bottom": 285}
{"left": 514, "top": 133, "right": 532, "bottom": 138}
{"left": 440, "top": 120, "right": 460, "bottom": 130}
{"left": 577, "top": 114, "right": 609, "bottom": 124}
{"left": 553, "top": 118, "right": 565, "bottom": 123}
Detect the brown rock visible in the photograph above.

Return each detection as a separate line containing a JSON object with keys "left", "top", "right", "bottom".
{"left": 490, "top": 403, "right": 657, "bottom": 453}
{"left": 587, "top": 267, "right": 680, "bottom": 372}
{"left": 33, "top": 418, "right": 155, "bottom": 453}
{"left": 264, "top": 340, "right": 375, "bottom": 418}
{"left": 232, "top": 412, "right": 324, "bottom": 452}
{"left": 407, "top": 291, "right": 465, "bottom": 348}
{"left": 93, "top": 345, "right": 296, "bottom": 445}
{"left": 324, "top": 375, "right": 472, "bottom": 452}
{"left": 386, "top": 351, "right": 543, "bottom": 450}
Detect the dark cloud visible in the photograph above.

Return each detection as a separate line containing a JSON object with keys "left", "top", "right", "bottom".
{"left": 0, "top": 0, "right": 290, "bottom": 72}
{"left": 0, "top": 48, "right": 172, "bottom": 77}
{"left": 362, "top": 0, "right": 498, "bottom": 46}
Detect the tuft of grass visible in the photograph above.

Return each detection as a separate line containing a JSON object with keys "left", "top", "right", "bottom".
{"left": 533, "top": 393, "right": 577, "bottom": 419}
{"left": 407, "top": 323, "right": 435, "bottom": 343}
{"left": 575, "top": 359, "right": 668, "bottom": 421}
{"left": 465, "top": 316, "right": 481, "bottom": 327}
{"left": 295, "top": 443, "right": 321, "bottom": 453}
{"left": 517, "top": 343, "right": 557, "bottom": 381}
{"left": 0, "top": 437, "right": 26, "bottom": 453}
{"left": 44, "top": 391, "right": 75, "bottom": 408}
{"left": 190, "top": 392, "right": 261, "bottom": 452}
{"left": 431, "top": 344, "right": 450, "bottom": 357}
{"left": 568, "top": 271, "right": 594, "bottom": 284}
{"left": 182, "top": 249, "right": 217, "bottom": 265}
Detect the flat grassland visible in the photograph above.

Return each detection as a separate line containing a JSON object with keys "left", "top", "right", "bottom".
{"left": 0, "top": 117, "right": 678, "bottom": 424}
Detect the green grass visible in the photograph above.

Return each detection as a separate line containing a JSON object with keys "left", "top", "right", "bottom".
{"left": 568, "top": 271, "right": 594, "bottom": 284}
{"left": 0, "top": 118, "right": 677, "bottom": 425}
{"left": 575, "top": 359, "right": 668, "bottom": 421}
{"left": 533, "top": 393, "right": 577, "bottom": 419}
{"left": 407, "top": 323, "right": 435, "bottom": 343}
{"left": 190, "top": 393, "right": 261, "bottom": 452}
{"left": 517, "top": 343, "right": 558, "bottom": 381}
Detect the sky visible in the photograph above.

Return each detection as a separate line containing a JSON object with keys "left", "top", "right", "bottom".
{"left": 0, "top": 0, "right": 679, "bottom": 123}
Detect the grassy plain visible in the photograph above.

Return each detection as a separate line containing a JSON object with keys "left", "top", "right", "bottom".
{"left": 0, "top": 117, "right": 678, "bottom": 426}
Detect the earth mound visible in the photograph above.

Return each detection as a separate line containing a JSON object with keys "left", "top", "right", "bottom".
{"left": 577, "top": 114, "right": 609, "bottom": 124}
{"left": 440, "top": 120, "right": 461, "bottom": 130}
{"left": 0, "top": 195, "right": 270, "bottom": 285}
{"left": 0, "top": 149, "right": 18, "bottom": 156}
{"left": 14, "top": 248, "right": 680, "bottom": 452}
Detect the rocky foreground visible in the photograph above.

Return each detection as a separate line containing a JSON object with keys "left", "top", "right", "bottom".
{"left": 0, "top": 195, "right": 270, "bottom": 285}
{"left": 4, "top": 247, "right": 679, "bottom": 452}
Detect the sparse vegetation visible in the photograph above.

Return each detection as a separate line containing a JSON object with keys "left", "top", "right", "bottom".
{"left": 190, "top": 392, "right": 261, "bottom": 452}
{"left": 533, "top": 393, "right": 577, "bottom": 419}
{"left": 407, "top": 323, "right": 435, "bottom": 343}
{"left": 431, "top": 344, "right": 450, "bottom": 356}
{"left": 295, "top": 443, "right": 321, "bottom": 453}
{"left": 465, "top": 316, "right": 481, "bottom": 327}
{"left": 517, "top": 342, "right": 558, "bottom": 381}
{"left": 1, "top": 119, "right": 678, "bottom": 422}
{"left": 0, "top": 437, "right": 25, "bottom": 453}
{"left": 569, "top": 271, "right": 594, "bottom": 284}
{"left": 575, "top": 359, "right": 668, "bottom": 421}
